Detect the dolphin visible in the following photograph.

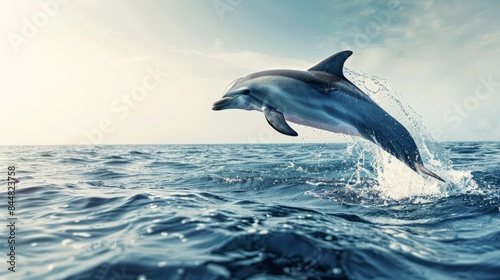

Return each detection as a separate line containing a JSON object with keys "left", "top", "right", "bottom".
{"left": 212, "top": 50, "right": 445, "bottom": 182}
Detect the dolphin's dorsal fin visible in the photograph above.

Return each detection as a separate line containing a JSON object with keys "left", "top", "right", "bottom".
{"left": 263, "top": 107, "right": 298, "bottom": 137}
{"left": 308, "top": 50, "right": 353, "bottom": 79}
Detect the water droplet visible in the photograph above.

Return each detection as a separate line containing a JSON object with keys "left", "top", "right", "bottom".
{"left": 72, "top": 232, "right": 91, "bottom": 238}
{"left": 172, "top": 233, "right": 184, "bottom": 239}
{"left": 202, "top": 209, "right": 216, "bottom": 216}
{"left": 61, "top": 239, "right": 73, "bottom": 246}
{"left": 196, "top": 223, "right": 206, "bottom": 230}
{"left": 157, "top": 261, "right": 168, "bottom": 267}
{"left": 333, "top": 267, "right": 342, "bottom": 275}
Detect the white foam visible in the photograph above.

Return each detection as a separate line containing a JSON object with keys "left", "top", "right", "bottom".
{"left": 341, "top": 69, "right": 478, "bottom": 202}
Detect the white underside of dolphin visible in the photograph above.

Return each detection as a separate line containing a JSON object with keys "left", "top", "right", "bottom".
{"left": 212, "top": 50, "right": 445, "bottom": 182}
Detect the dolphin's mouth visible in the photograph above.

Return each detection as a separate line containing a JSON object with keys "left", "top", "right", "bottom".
{"left": 212, "top": 96, "right": 237, "bottom": 111}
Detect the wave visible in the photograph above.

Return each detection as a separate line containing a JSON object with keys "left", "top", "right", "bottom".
{"left": 1, "top": 142, "right": 498, "bottom": 279}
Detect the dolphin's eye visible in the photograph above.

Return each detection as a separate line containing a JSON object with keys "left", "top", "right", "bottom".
{"left": 242, "top": 89, "right": 250, "bottom": 95}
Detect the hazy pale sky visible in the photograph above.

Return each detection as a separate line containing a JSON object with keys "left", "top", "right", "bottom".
{"left": 1, "top": 0, "right": 499, "bottom": 145}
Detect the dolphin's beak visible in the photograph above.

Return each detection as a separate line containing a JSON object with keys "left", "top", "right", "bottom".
{"left": 212, "top": 96, "right": 238, "bottom": 111}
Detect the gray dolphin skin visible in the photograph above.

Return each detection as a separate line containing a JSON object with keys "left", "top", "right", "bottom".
{"left": 212, "top": 50, "right": 445, "bottom": 182}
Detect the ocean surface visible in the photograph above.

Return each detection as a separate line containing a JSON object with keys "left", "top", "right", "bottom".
{"left": 0, "top": 142, "right": 499, "bottom": 279}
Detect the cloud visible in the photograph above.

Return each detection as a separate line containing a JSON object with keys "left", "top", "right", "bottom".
{"left": 327, "top": 0, "right": 500, "bottom": 141}
{"left": 166, "top": 44, "right": 312, "bottom": 84}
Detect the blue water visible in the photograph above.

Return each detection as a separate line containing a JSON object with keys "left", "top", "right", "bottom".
{"left": 0, "top": 142, "right": 499, "bottom": 279}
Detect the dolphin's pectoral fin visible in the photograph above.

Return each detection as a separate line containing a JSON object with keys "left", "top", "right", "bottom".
{"left": 263, "top": 107, "right": 298, "bottom": 137}
{"left": 308, "top": 50, "right": 353, "bottom": 79}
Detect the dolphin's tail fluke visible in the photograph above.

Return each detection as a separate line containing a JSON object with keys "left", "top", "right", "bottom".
{"left": 415, "top": 164, "right": 446, "bottom": 183}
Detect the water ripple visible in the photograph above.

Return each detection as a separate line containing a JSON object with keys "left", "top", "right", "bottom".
{"left": 0, "top": 143, "right": 498, "bottom": 279}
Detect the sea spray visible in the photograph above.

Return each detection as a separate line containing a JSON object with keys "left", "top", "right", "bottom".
{"left": 343, "top": 68, "right": 478, "bottom": 200}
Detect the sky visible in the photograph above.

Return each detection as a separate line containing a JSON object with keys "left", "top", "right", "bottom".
{"left": 1, "top": 0, "right": 499, "bottom": 145}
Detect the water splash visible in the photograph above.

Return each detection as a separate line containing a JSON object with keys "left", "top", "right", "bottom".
{"left": 343, "top": 68, "right": 478, "bottom": 201}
